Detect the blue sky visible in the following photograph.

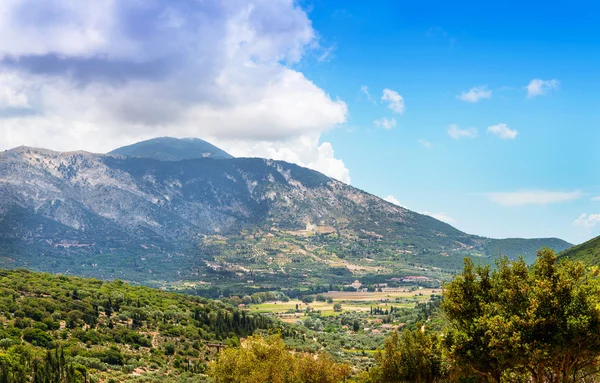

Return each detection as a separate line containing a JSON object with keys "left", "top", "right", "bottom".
{"left": 295, "top": 0, "right": 600, "bottom": 244}
{"left": 0, "top": 0, "right": 597, "bottom": 244}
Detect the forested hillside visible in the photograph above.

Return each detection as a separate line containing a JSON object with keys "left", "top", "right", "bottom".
{"left": 0, "top": 268, "right": 277, "bottom": 382}
{"left": 559, "top": 234, "right": 600, "bottom": 265}
{"left": 2, "top": 248, "right": 599, "bottom": 383}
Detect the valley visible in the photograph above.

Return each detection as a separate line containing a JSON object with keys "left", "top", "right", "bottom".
{"left": 0, "top": 1, "right": 596, "bottom": 381}
{"left": 0, "top": 139, "right": 595, "bottom": 382}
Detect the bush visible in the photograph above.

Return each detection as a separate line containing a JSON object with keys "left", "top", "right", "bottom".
{"left": 23, "top": 328, "right": 52, "bottom": 348}
{"left": 100, "top": 347, "right": 125, "bottom": 366}
{"left": 0, "top": 338, "right": 15, "bottom": 349}
{"left": 164, "top": 343, "right": 176, "bottom": 356}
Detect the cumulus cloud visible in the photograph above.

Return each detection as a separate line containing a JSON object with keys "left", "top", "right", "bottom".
{"left": 381, "top": 88, "right": 404, "bottom": 113}
{"left": 526, "top": 79, "right": 559, "bottom": 98}
{"left": 457, "top": 85, "right": 492, "bottom": 102}
{"left": 384, "top": 195, "right": 404, "bottom": 207}
{"left": 487, "top": 123, "right": 518, "bottom": 140}
{"left": 0, "top": 72, "right": 29, "bottom": 109}
{"left": 0, "top": 0, "right": 351, "bottom": 183}
{"left": 486, "top": 190, "right": 582, "bottom": 206}
{"left": 447, "top": 124, "right": 478, "bottom": 140}
{"left": 421, "top": 211, "right": 456, "bottom": 225}
{"left": 592, "top": 196, "right": 600, "bottom": 202}
{"left": 573, "top": 214, "right": 600, "bottom": 230}
{"left": 418, "top": 139, "right": 432, "bottom": 148}
{"left": 374, "top": 117, "right": 396, "bottom": 130}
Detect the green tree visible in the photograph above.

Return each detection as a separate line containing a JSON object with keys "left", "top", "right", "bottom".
{"left": 209, "top": 334, "right": 351, "bottom": 383}
{"left": 333, "top": 302, "right": 342, "bottom": 312}
{"left": 367, "top": 328, "right": 446, "bottom": 383}
{"left": 443, "top": 248, "right": 600, "bottom": 383}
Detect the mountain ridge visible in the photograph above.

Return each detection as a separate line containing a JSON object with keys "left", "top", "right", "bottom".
{"left": 0, "top": 139, "right": 572, "bottom": 289}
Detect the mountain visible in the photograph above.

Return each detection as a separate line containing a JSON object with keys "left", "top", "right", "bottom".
{"left": 109, "top": 137, "right": 233, "bottom": 160}
{"left": 559, "top": 235, "right": 600, "bottom": 265}
{"left": 0, "top": 139, "right": 572, "bottom": 291}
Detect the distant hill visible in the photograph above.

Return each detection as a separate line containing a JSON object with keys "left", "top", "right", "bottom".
{"left": 485, "top": 237, "right": 573, "bottom": 264}
{"left": 110, "top": 137, "right": 233, "bottom": 160}
{"left": 559, "top": 235, "right": 600, "bottom": 265}
{"left": 0, "top": 139, "right": 572, "bottom": 290}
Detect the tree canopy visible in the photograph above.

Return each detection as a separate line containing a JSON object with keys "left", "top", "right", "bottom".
{"left": 442, "top": 248, "right": 600, "bottom": 383}
{"left": 209, "top": 334, "right": 351, "bottom": 383}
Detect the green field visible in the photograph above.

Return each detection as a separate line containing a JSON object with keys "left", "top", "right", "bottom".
{"left": 248, "top": 289, "right": 439, "bottom": 320}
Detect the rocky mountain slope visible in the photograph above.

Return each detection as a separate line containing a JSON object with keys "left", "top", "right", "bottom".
{"left": 0, "top": 139, "right": 572, "bottom": 289}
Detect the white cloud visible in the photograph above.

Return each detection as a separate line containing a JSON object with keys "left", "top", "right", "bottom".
{"left": 0, "top": 72, "right": 29, "bottom": 109}
{"left": 360, "top": 85, "right": 373, "bottom": 102}
{"left": 421, "top": 211, "right": 456, "bottom": 225}
{"left": 486, "top": 190, "right": 582, "bottom": 206}
{"left": 418, "top": 139, "right": 432, "bottom": 148}
{"left": 526, "top": 79, "right": 560, "bottom": 98}
{"left": 487, "top": 123, "right": 518, "bottom": 140}
{"left": 592, "top": 196, "right": 600, "bottom": 202}
{"left": 573, "top": 213, "right": 600, "bottom": 230}
{"left": 447, "top": 124, "right": 478, "bottom": 140}
{"left": 215, "top": 135, "right": 350, "bottom": 183}
{"left": 317, "top": 45, "right": 335, "bottom": 62}
{"left": 457, "top": 85, "right": 492, "bottom": 103}
{"left": 381, "top": 88, "right": 405, "bottom": 113}
{"left": 384, "top": 195, "right": 404, "bottom": 207}
{"left": 374, "top": 117, "right": 396, "bottom": 130}
{"left": 0, "top": 0, "right": 351, "bottom": 183}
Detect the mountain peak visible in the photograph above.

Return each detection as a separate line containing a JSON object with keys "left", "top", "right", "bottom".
{"left": 109, "top": 137, "right": 233, "bottom": 161}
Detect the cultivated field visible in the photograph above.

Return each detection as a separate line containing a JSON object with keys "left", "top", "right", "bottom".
{"left": 323, "top": 288, "right": 439, "bottom": 301}
{"left": 248, "top": 288, "right": 441, "bottom": 319}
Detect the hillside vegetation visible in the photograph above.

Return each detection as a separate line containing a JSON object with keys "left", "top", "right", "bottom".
{"left": 213, "top": 248, "right": 600, "bottom": 383}
{"left": 0, "top": 268, "right": 277, "bottom": 382}
{"left": 2, "top": 248, "right": 600, "bottom": 383}
{"left": 559, "top": 235, "right": 600, "bottom": 265}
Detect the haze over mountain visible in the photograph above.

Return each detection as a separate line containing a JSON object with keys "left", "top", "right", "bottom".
{"left": 0, "top": 138, "right": 571, "bottom": 287}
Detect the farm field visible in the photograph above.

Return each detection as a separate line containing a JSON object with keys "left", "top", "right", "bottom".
{"left": 248, "top": 288, "right": 441, "bottom": 319}
{"left": 323, "top": 288, "right": 440, "bottom": 301}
